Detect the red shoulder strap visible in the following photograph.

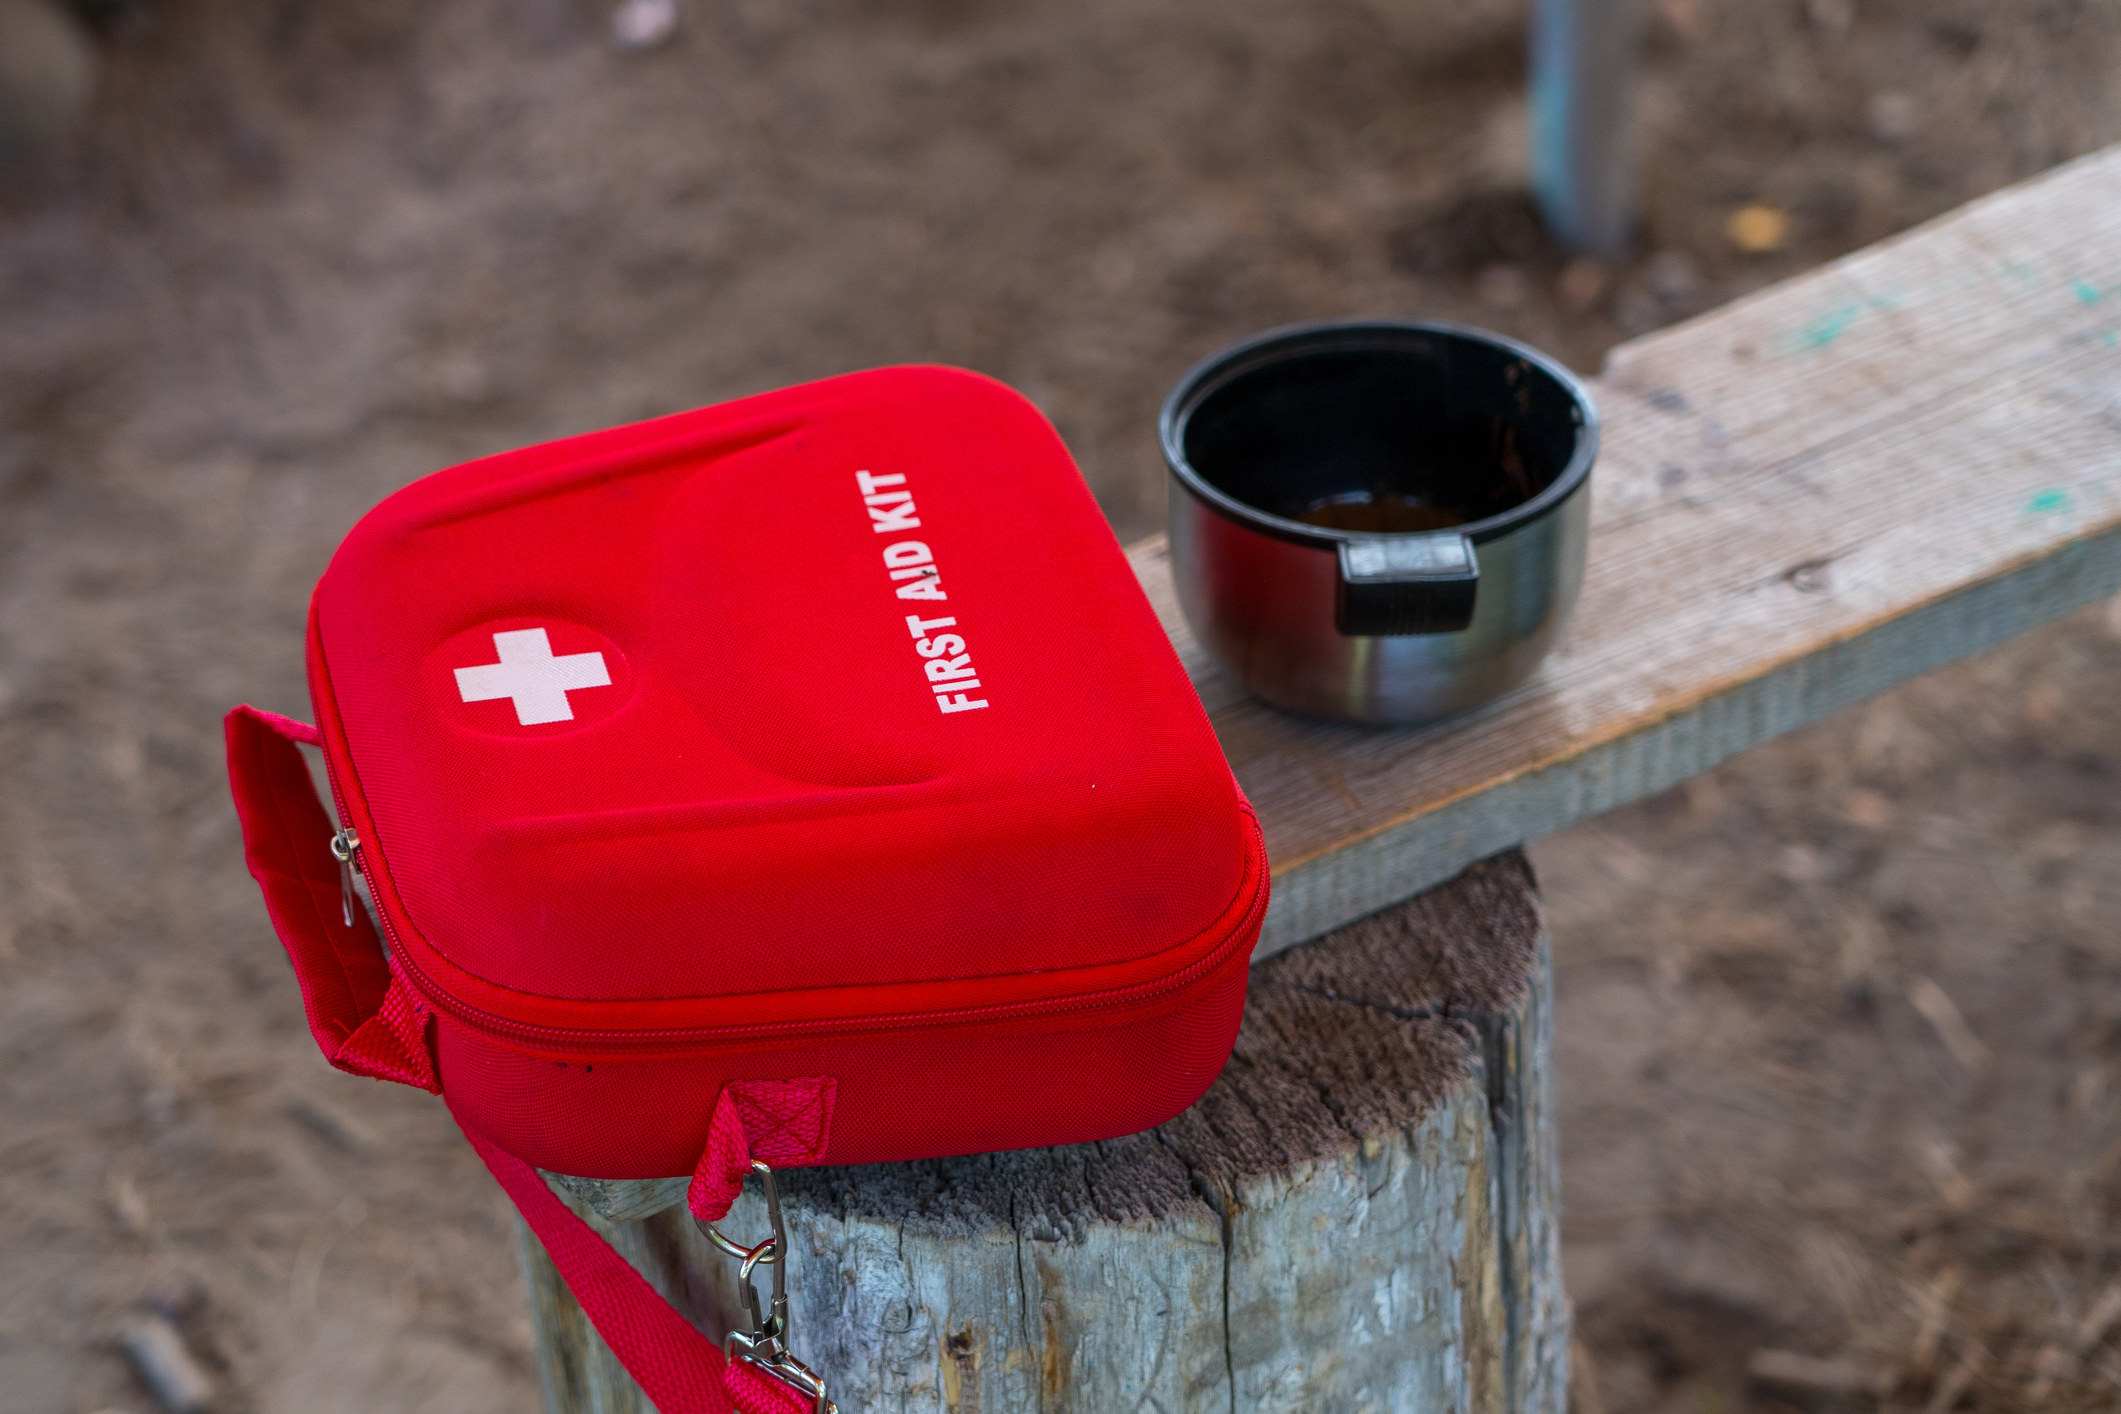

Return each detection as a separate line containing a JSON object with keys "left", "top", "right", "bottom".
{"left": 452, "top": 1098, "right": 813, "bottom": 1414}
{"left": 226, "top": 706, "right": 814, "bottom": 1414}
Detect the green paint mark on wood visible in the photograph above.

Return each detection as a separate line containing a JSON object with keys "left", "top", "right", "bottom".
{"left": 1799, "top": 305, "right": 1861, "bottom": 349}
{"left": 2027, "top": 490, "right": 2074, "bottom": 516}
{"left": 2074, "top": 279, "right": 2103, "bottom": 307}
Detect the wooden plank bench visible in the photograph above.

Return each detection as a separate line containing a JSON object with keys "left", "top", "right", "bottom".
{"left": 516, "top": 146, "right": 2121, "bottom": 1413}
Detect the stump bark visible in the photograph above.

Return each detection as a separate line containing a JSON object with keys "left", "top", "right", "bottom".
{"left": 514, "top": 852, "right": 1563, "bottom": 1414}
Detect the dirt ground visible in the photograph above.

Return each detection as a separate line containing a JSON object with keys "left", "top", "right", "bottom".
{"left": 1, "top": 0, "right": 2117, "bottom": 1410}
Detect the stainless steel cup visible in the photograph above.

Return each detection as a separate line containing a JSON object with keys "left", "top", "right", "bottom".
{"left": 1160, "top": 320, "right": 1599, "bottom": 725}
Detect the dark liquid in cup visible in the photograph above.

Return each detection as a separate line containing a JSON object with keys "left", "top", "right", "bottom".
{"left": 1290, "top": 491, "right": 1470, "bottom": 533}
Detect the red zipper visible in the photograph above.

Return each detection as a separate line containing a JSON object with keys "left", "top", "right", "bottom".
{"left": 322, "top": 753, "right": 1267, "bottom": 1058}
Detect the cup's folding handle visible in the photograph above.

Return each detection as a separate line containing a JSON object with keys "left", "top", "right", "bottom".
{"left": 1335, "top": 534, "right": 1480, "bottom": 636}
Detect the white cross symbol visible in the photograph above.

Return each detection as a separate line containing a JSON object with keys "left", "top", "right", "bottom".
{"left": 454, "top": 628, "right": 612, "bottom": 726}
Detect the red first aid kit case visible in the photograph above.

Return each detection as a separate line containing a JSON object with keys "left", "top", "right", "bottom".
{"left": 226, "top": 366, "right": 1267, "bottom": 1412}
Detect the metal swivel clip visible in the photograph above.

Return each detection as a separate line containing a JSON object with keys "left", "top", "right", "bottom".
{"left": 698, "top": 1159, "right": 837, "bottom": 1414}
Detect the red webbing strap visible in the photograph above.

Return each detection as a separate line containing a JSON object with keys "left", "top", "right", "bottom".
{"left": 688, "top": 1079, "right": 839, "bottom": 1223}
{"left": 228, "top": 705, "right": 818, "bottom": 1413}
{"left": 452, "top": 1100, "right": 813, "bottom": 1414}
{"left": 223, "top": 705, "right": 437, "bottom": 1091}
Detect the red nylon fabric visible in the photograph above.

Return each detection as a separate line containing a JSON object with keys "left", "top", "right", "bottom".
{"left": 285, "top": 364, "right": 1267, "bottom": 1180}
{"left": 688, "top": 1079, "right": 837, "bottom": 1223}
{"left": 690, "top": 1096, "right": 754, "bottom": 1225}
{"left": 227, "top": 365, "right": 1271, "bottom": 1408}
{"left": 454, "top": 1101, "right": 812, "bottom": 1414}
{"left": 723, "top": 1359, "right": 821, "bottom": 1414}
{"left": 432, "top": 928, "right": 1257, "bottom": 1177}
{"left": 224, "top": 704, "right": 437, "bottom": 1092}
{"left": 337, "top": 972, "right": 439, "bottom": 1092}
{"left": 231, "top": 703, "right": 816, "bottom": 1411}
{"left": 310, "top": 365, "right": 1251, "bottom": 1011}
{"left": 729, "top": 1078, "right": 838, "bottom": 1167}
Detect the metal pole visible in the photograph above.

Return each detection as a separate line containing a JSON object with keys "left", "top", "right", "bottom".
{"left": 1528, "top": 0, "right": 1643, "bottom": 255}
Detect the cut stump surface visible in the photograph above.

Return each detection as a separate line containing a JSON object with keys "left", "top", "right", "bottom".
{"left": 517, "top": 852, "right": 1562, "bottom": 1414}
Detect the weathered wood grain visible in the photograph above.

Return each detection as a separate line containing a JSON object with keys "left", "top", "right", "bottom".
{"left": 1132, "top": 143, "right": 2121, "bottom": 958}
{"left": 518, "top": 855, "right": 1563, "bottom": 1414}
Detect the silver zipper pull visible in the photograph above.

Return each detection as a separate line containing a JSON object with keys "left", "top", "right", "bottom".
{"left": 329, "top": 828, "right": 361, "bottom": 929}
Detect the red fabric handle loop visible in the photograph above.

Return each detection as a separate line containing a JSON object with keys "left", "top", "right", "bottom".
{"left": 688, "top": 1078, "right": 839, "bottom": 1223}
{"left": 228, "top": 706, "right": 816, "bottom": 1412}
{"left": 230, "top": 703, "right": 818, "bottom": 1407}
{"left": 223, "top": 705, "right": 437, "bottom": 1092}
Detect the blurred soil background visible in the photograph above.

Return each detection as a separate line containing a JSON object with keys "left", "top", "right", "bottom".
{"left": 1, "top": 0, "right": 2118, "bottom": 1410}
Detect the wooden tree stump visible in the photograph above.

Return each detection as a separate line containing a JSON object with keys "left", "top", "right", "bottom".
{"left": 513, "top": 852, "right": 1563, "bottom": 1414}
